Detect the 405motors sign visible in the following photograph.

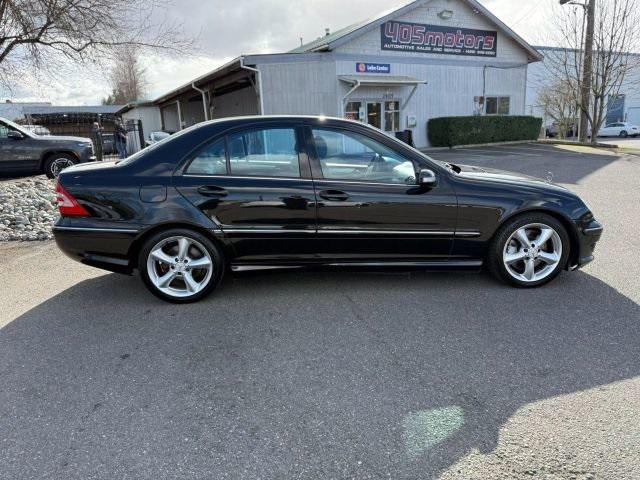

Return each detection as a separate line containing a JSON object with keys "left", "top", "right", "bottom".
{"left": 381, "top": 21, "right": 497, "bottom": 57}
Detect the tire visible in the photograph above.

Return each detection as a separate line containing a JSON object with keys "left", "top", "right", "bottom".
{"left": 619, "top": 130, "right": 628, "bottom": 138}
{"left": 487, "top": 213, "right": 570, "bottom": 288}
{"left": 44, "top": 153, "right": 77, "bottom": 179}
{"left": 138, "top": 228, "right": 224, "bottom": 303}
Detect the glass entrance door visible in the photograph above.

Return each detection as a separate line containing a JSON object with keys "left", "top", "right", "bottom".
{"left": 366, "top": 102, "right": 382, "bottom": 129}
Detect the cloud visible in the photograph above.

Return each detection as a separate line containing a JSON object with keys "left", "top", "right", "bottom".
{"left": 3, "top": 0, "right": 557, "bottom": 105}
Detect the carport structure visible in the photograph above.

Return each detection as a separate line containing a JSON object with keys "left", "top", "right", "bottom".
{"left": 155, "top": 58, "right": 261, "bottom": 132}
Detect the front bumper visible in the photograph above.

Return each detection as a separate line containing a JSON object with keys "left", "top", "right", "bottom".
{"left": 77, "top": 144, "right": 96, "bottom": 163}
{"left": 571, "top": 219, "right": 603, "bottom": 270}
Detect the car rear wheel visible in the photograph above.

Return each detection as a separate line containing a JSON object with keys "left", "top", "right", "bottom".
{"left": 619, "top": 130, "right": 628, "bottom": 138}
{"left": 44, "top": 153, "right": 76, "bottom": 179}
{"left": 138, "top": 229, "right": 224, "bottom": 303}
{"left": 488, "top": 213, "right": 570, "bottom": 288}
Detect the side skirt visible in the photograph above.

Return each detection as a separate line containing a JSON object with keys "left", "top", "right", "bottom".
{"left": 231, "top": 260, "right": 483, "bottom": 273}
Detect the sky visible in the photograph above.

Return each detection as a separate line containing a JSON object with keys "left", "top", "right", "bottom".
{"left": 5, "top": 0, "right": 560, "bottom": 105}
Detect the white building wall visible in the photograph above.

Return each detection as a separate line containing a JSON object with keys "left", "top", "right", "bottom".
{"left": 121, "top": 106, "right": 162, "bottom": 139}
{"left": 526, "top": 47, "right": 640, "bottom": 127}
{"left": 254, "top": 0, "right": 534, "bottom": 148}
{"left": 335, "top": 0, "right": 529, "bottom": 65}
{"left": 260, "top": 61, "right": 339, "bottom": 116}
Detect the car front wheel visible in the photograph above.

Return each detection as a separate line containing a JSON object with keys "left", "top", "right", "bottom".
{"left": 619, "top": 130, "right": 628, "bottom": 138}
{"left": 488, "top": 213, "right": 570, "bottom": 288}
{"left": 138, "top": 229, "right": 224, "bottom": 303}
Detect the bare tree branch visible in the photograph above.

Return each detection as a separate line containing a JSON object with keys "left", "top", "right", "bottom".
{"left": 0, "top": 0, "right": 196, "bottom": 91}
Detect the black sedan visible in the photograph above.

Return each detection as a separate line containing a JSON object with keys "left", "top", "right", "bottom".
{"left": 53, "top": 116, "right": 603, "bottom": 303}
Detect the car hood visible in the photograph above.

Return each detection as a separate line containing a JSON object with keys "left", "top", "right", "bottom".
{"left": 455, "top": 163, "right": 568, "bottom": 192}
{"left": 39, "top": 135, "right": 92, "bottom": 143}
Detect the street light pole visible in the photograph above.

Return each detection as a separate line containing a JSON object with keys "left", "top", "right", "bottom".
{"left": 560, "top": 0, "right": 596, "bottom": 143}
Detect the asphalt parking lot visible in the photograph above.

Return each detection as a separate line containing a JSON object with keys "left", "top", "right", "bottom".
{"left": 1, "top": 143, "right": 639, "bottom": 479}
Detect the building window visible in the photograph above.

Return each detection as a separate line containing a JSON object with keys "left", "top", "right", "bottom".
{"left": 345, "top": 102, "right": 362, "bottom": 121}
{"left": 485, "top": 96, "right": 510, "bottom": 115}
{"left": 384, "top": 101, "right": 401, "bottom": 132}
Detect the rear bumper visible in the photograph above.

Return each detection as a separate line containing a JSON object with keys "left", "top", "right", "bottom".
{"left": 571, "top": 219, "right": 603, "bottom": 270}
{"left": 53, "top": 225, "right": 138, "bottom": 274}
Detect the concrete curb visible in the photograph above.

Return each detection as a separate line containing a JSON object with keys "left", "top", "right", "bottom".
{"left": 538, "top": 139, "right": 618, "bottom": 149}
{"left": 420, "top": 140, "right": 535, "bottom": 153}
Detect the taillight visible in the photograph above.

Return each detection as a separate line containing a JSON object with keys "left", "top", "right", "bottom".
{"left": 55, "top": 181, "right": 90, "bottom": 217}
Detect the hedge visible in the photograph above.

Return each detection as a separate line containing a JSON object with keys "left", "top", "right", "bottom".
{"left": 427, "top": 116, "right": 543, "bottom": 147}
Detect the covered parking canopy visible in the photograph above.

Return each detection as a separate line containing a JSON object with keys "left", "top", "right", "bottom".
{"left": 155, "top": 57, "right": 262, "bottom": 132}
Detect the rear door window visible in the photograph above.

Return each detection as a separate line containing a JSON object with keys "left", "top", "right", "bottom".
{"left": 186, "top": 139, "right": 227, "bottom": 175}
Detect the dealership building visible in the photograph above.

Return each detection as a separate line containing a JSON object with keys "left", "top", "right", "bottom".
{"left": 148, "top": 0, "right": 542, "bottom": 148}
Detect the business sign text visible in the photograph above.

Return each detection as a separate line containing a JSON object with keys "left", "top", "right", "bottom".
{"left": 381, "top": 21, "right": 497, "bottom": 57}
{"left": 357, "top": 62, "right": 391, "bottom": 73}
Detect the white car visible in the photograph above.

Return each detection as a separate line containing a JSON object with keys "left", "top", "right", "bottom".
{"left": 598, "top": 121, "right": 639, "bottom": 138}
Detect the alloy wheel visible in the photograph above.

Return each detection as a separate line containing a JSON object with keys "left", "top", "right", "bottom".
{"left": 502, "top": 223, "right": 562, "bottom": 283}
{"left": 146, "top": 236, "right": 214, "bottom": 298}
{"left": 50, "top": 157, "right": 75, "bottom": 177}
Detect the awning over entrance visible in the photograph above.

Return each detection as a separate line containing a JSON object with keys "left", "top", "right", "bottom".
{"left": 338, "top": 75, "right": 427, "bottom": 87}
{"left": 338, "top": 75, "right": 427, "bottom": 118}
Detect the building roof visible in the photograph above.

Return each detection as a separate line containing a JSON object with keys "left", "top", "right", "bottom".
{"left": 116, "top": 100, "right": 156, "bottom": 115}
{"left": 290, "top": 0, "right": 542, "bottom": 62}
{"left": 22, "top": 105, "right": 123, "bottom": 115}
{"left": 152, "top": 57, "right": 244, "bottom": 105}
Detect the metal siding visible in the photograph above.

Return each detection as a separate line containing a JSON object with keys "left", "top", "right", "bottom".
{"left": 527, "top": 47, "right": 640, "bottom": 126}
{"left": 260, "top": 62, "right": 339, "bottom": 116}
{"left": 335, "top": 0, "right": 529, "bottom": 65}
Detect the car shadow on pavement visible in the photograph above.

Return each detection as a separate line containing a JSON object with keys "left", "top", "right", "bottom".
{"left": 432, "top": 145, "right": 632, "bottom": 185}
{"left": 0, "top": 270, "right": 638, "bottom": 479}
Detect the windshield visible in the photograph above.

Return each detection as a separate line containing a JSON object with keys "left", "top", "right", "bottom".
{"left": 0, "top": 118, "right": 35, "bottom": 138}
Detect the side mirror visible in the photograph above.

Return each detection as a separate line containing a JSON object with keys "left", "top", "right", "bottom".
{"left": 7, "top": 131, "right": 24, "bottom": 140}
{"left": 419, "top": 168, "right": 437, "bottom": 187}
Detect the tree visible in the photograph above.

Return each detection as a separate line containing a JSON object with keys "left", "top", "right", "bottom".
{"left": 0, "top": 0, "right": 192, "bottom": 90}
{"left": 102, "top": 46, "right": 147, "bottom": 105}
{"left": 544, "top": 0, "right": 640, "bottom": 142}
{"left": 538, "top": 79, "right": 579, "bottom": 139}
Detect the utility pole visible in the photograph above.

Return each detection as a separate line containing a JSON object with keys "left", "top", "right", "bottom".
{"left": 560, "top": 0, "right": 596, "bottom": 143}
{"left": 580, "top": 0, "right": 595, "bottom": 143}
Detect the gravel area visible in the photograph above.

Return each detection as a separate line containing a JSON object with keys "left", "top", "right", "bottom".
{"left": 0, "top": 176, "right": 58, "bottom": 242}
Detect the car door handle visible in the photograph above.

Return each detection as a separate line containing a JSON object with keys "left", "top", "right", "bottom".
{"left": 197, "top": 186, "right": 228, "bottom": 197}
{"left": 319, "top": 190, "right": 350, "bottom": 201}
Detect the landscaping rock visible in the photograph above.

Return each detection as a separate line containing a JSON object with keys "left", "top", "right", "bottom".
{"left": 0, "top": 176, "right": 58, "bottom": 242}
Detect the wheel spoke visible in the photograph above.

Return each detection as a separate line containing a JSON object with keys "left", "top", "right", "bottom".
{"left": 150, "top": 248, "right": 175, "bottom": 265}
{"left": 514, "top": 228, "right": 531, "bottom": 247}
{"left": 177, "top": 238, "right": 191, "bottom": 261}
{"left": 535, "top": 228, "right": 554, "bottom": 246}
{"left": 183, "top": 272, "right": 200, "bottom": 293}
{"left": 523, "top": 259, "right": 536, "bottom": 281}
{"left": 189, "top": 256, "right": 212, "bottom": 268}
{"left": 505, "top": 251, "right": 527, "bottom": 265}
{"left": 157, "top": 271, "right": 177, "bottom": 288}
{"left": 538, "top": 251, "right": 560, "bottom": 265}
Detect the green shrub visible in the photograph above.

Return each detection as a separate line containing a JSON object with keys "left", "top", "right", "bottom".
{"left": 427, "top": 116, "right": 543, "bottom": 147}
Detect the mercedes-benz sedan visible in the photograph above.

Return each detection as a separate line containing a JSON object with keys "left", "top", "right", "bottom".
{"left": 53, "top": 116, "right": 603, "bottom": 303}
